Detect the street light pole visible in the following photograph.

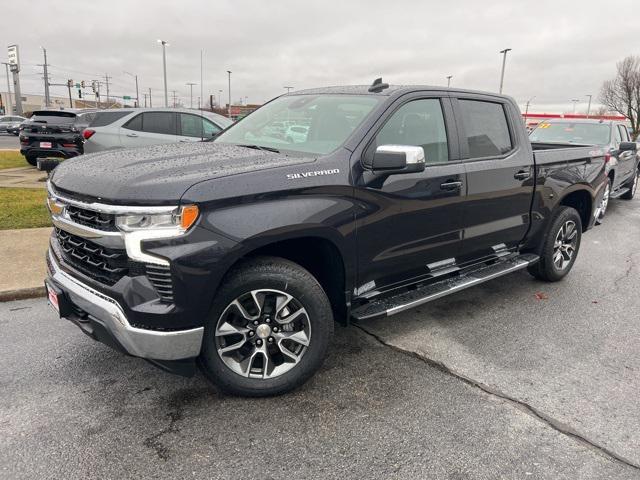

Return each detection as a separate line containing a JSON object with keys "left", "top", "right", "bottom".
{"left": 227, "top": 70, "right": 232, "bottom": 118}
{"left": 157, "top": 39, "right": 169, "bottom": 107}
{"left": 524, "top": 96, "right": 535, "bottom": 125}
{"left": 446, "top": 75, "right": 452, "bottom": 87}
{"left": 186, "top": 82, "right": 197, "bottom": 108}
{"left": 586, "top": 94, "right": 593, "bottom": 118}
{"left": 499, "top": 48, "right": 512, "bottom": 94}
{"left": 218, "top": 89, "right": 222, "bottom": 108}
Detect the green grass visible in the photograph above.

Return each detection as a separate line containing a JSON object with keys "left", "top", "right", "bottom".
{"left": 0, "top": 188, "right": 51, "bottom": 230}
{"left": 0, "top": 151, "right": 26, "bottom": 170}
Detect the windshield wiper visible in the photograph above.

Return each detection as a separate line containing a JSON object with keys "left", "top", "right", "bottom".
{"left": 237, "top": 144, "right": 280, "bottom": 153}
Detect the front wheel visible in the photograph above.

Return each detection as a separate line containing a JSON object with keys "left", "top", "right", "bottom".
{"left": 595, "top": 178, "right": 611, "bottom": 224}
{"left": 199, "top": 256, "right": 333, "bottom": 397}
{"left": 528, "top": 206, "right": 582, "bottom": 282}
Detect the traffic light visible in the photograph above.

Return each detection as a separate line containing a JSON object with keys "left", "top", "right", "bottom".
{"left": 67, "top": 79, "right": 73, "bottom": 88}
{"left": 91, "top": 81, "right": 96, "bottom": 93}
{"left": 81, "top": 80, "right": 85, "bottom": 88}
{"left": 78, "top": 89, "right": 82, "bottom": 99}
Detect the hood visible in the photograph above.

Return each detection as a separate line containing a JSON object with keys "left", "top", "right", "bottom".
{"left": 51, "top": 142, "right": 315, "bottom": 204}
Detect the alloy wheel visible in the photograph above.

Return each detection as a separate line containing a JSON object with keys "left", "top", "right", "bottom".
{"left": 553, "top": 220, "right": 578, "bottom": 271}
{"left": 215, "top": 289, "right": 311, "bottom": 379}
{"left": 596, "top": 181, "right": 611, "bottom": 222}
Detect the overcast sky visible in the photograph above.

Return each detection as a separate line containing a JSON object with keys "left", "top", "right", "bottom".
{"left": 1, "top": 0, "right": 636, "bottom": 113}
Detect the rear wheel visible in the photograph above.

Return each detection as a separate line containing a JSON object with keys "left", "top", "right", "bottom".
{"left": 25, "top": 153, "right": 38, "bottom": 167}
{"left": 199, "top": 256, "right": 333, "bottom": 397}
{"left": 621, "top": 168, "right": 638, "bottom": 200}
{"left": 527, "top": 206, "right": 582, "bottom": 282}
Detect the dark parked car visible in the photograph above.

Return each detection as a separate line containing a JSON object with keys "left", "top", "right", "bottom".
{"left": 19, "top": 110, "right": 96, "bottom": 166}
{"left": 529, "top": 118, "right": 639, "bottom": 221}
{"left": 45, "top": 82, "right": 612, "bottom": 396}
{"left": 0, "top": 115, "right": 27, "bottom": 134}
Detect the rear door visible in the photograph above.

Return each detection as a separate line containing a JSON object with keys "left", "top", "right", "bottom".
{"left": 120, "top": 111, "right": 178, "bottom": 147}
{"left": 452, "top": 95, "right": 534, "bottom": 263}
{"left": 354, "top": 94, "right": 467, "bottom": 294}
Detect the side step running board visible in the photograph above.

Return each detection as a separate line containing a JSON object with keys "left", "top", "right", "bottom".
{"left": 351, "top": 253, "right": 539, "bottom": 321}
{"left": 609, "top": 187, "right": 630, "bottom": 199}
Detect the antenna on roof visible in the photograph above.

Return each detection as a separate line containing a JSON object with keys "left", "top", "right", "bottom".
{"left": 368, "top": 77, "right": 389, "bottom": 93}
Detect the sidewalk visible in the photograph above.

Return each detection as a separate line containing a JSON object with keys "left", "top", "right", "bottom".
{"left": 0, "top": 167, "right": 47, "bottom": 189}
{"left": 0, "top": 227, "right": 51, "bottom": 301}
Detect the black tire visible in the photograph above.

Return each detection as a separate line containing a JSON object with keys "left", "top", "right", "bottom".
{"left": 199, "top": 256, "right": 334, "bottom": 397}
{"left": 527, "top": 206, "right": 582, "bottom": 282}
{"left": 25, "top": 154, "right": 38, "bottom": 167}
{"left": 621, "top": 168, "right": 638, "bottom": 200}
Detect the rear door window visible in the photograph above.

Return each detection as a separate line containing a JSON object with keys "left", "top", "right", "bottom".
{"left": 89, "top": 111, "right": 131, "bottom": 127}
{"left": 618, "top": 125, "right": 630, "bottom": 142}
{"left": 123, "top": 114, "right": 143, "bottom": 131}
{"left": 458, "top": 100, "right": 513, "bottom": 158}
{"left": 141, "top": 112, "right": 177, "bottom": 135}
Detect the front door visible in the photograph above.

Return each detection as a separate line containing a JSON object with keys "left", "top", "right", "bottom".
{"left": 354, "top": 97, "right": 466, "bottom": 296}
{"left": 452, "top": 96, "right": 534, "bottom": 263}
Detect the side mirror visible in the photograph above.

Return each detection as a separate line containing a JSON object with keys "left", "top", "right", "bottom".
{"left": 371, "top": 145, "right": 426, "bottom": 174}
{"left": 619, "top": 141, "right": 637, "bottom": 152}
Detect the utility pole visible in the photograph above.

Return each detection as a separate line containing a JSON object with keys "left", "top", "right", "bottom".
{"left": 446, "top": 75, "right": 452, "bottom": 87}
{"left": 283, "top": 86, "right": 293, "bottom": 94}
{"left": 186, "top": 82, "right": 196, "bottom": 108}
{"left": 586, "top": 94, "right": 593, "bottom": 118}
{"left": 570, "top": 99, "right": 579, "bottom": 114}
{"left": 171, "top": 90, "right": 178, "bottom": 108}
{"left": 499, "top": 48, "right": 512, "bottom": 94}
{"left": 40, "top": 47, "right": 51, "bottom": 107}
{"left": 103, "top": 74, "right": 112, "bottom": 107}
{"left": 143, "top": 93, "right": 148, "bottom": 107}
{"left": 149, "top": 88, "right": 152, "bottom": 107}
{"left": 227, "top": 70, "right": 232, "bottom": 118}
{"left": 66, "top": 79, "right": 73, "bottom": 107}
{"left": 157, "top": 39, "right": 169, "bottom": 107}
{"left": 1, "top": 63, "right": 12, "bottom": 115}
{"left": 218, "top": 89, "right": 222, "bottom": 108}
{"left": 124, "top": 72, "right": 139, "bottom": 108}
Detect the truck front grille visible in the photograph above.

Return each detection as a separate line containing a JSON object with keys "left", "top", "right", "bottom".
{"left": 55, "top": 228, "right": 128, "bottom": 285}
{"left": 66, "top": 205, "right": 117, "bottom": 232}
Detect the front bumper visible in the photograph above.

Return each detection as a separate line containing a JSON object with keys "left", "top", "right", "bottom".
{"left": 47, "top": 249, "right": 204, "bottom": 361}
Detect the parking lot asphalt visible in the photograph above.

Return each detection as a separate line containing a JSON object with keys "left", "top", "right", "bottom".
{"left": 0, "top": 134, "right": 20, "bottom": 150}
{"left": 1, "top": 198, "right": 639, "bottom": 479}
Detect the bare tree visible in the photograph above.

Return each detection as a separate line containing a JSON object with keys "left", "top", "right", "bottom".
{"left": 600, "top": 56, "right": 640, "bottom": 138}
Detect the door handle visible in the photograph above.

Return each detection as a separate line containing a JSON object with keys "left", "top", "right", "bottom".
{"left": 514, "top": 170, "right": 530, "bottom": 180}
{"left": 440, "top": 180, "right": 463, "bottom": 190}
{"left": 126, "top": 133, "right": 138, "bottom": 137}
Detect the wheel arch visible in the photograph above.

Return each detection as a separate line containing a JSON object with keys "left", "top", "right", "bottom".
{"left": 558, "top": 188, "right": 593, "bottom": 232}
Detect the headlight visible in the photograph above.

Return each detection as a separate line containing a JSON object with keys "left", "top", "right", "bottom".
{"left": 116, "top": 205, "right": 199, "bottom": 233}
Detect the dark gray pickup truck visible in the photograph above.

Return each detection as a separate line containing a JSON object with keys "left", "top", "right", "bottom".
{"left": 44, "top": 81, "right": 617, "bottom": 396}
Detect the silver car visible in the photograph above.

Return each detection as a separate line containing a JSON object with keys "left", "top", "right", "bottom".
{"left": 0, "top": 115, "right": 27, "bottom": 134}
{"left": 82, "top": 108, "right": 233, "bottom": 154}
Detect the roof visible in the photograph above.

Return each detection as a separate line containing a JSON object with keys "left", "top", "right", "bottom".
{"left": 290, "top": 84, "right": 510, "bottom": 99}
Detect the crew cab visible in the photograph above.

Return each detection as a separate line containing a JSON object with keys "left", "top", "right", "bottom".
{"left": 530, "top": 118, "right": 639, "bottom": 221}
{"left": 44, "top": 82, "right": 614, "bottom": 396}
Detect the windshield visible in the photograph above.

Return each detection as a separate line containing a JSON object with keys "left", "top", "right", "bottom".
{"left": 530, "top": 122, "right": 611, "bottom": 146}
{"left": 30, "top": 111, "right": 77, "bottom": 125}
{"left": 214, "top": 94, "right": 381, "bottom": 155}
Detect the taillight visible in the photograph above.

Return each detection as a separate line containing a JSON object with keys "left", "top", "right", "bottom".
{"left": 62, "top": 143, "right": 76, "bottom": 148}
{"left": 82, "top": 129, "right": 95, "bottom": 140}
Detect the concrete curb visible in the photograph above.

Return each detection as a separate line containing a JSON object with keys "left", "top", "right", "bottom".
{"left": 0, "top": 286, "right": 46, "bottom": 302}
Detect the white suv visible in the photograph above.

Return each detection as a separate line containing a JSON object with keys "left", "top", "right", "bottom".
{"left": 82, "top": 108, "right": 233, "bottom": 154}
